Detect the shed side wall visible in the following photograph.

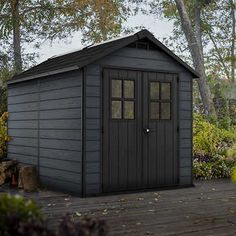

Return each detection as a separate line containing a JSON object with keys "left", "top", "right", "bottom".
{"left": 8, "top": 70, "right": 82, "bottom": 195}
{"left": 84, "top": 47, "right": 193, "bottom": 195}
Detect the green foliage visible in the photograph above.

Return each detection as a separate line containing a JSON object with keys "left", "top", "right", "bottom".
{"left": 193, "top": 113, "right": 236, "bottom": 157}
{"left": 226, "top": 143, "right": 236, "bottom": 161}
{"left": 0, "top": 193, "right": 43, "bottom": 235}
{"left": 0, "top": 193, "right": 107, "bottom": 236}
{"left": 193, "top": 113, "right": 236, "bottom": 179}
{"left": 193, "top": 156, "right": 234, "bottom": 180}
{"left": 0, "top": 112, "right": 10, "bottom": 160}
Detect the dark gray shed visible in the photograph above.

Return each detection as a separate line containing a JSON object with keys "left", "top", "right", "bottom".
{"left": 7, "top": 29, "right": 198, "bottom": 196}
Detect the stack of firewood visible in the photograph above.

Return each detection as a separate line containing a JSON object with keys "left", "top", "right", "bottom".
{"left": 0, "top": 160, "right": 39, "bottom": 191}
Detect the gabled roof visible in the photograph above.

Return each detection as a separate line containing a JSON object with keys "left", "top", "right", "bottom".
{"left": 9, "top": 29, "right": 199, "bottom": 84}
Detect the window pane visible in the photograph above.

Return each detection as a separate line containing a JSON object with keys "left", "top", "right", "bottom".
{"left": 124, "top": 80, "right": 134, "bottom": 98}
{"left": 124, "top": 101, "right": 134, "bottom": 119}
{"left": 150, "top": 102, "right": 159, "bottom": 119}
{"left": 112, "top": 101, "right": 122, "bottom": 119}
{"left": 161, "top": 83, "right": 171, "bottom": 100}
{"left": 161, "top": 102, "right": 171, "bottom": 120}
{"left": 150, "top": 82, "right": 159, "bottom": 99}
{"left": 112, "top": 80, "right": 122, "bottom": 98}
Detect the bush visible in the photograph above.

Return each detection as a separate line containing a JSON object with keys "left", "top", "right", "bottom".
{"left": 0, "top": 112, "right": 10, "bottom": 160}
{"left": 193, "top": 156, "right": 234, "bottom": 180}
{"left": 0, "top": 193, "right": 107, "bottom": 236}
{"left": 193, "top": 114, "right": 236, "bottom": 158}
{"left": 0, "top": 193, "right": 43, "bottom": 236}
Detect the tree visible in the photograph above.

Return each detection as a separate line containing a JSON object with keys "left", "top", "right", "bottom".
{"left": 0, "top": 0, "right": 128, "bottom": 73}
{"left": 174, "top": 0, "right": 215, "bottom": 116}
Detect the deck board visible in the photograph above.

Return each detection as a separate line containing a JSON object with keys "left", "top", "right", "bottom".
{"left": 1, "top": 179, "right": 236, "bottom": 235}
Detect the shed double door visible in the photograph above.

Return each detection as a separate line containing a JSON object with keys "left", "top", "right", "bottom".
{"left": 102, "top": 68, "right": 178, "bottom": 192}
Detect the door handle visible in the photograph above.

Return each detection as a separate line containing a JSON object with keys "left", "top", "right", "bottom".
{"left": 143, "top": 128, "right": 150, "bottom": 134}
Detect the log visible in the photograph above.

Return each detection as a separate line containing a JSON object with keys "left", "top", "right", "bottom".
{"left": 0, "top": 160, "right": 18, "bottom": 185}
{"left": 18, "top": 165, "right": 39, "bottom": 191}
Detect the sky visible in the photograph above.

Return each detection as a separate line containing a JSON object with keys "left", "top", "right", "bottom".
{"left": 34, "top": 14, "right": 174, "bottom": 64}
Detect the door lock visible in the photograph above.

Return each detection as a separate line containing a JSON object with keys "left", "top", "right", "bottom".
{"left": 144, "top": 128, "right": 150, "bottom": 134}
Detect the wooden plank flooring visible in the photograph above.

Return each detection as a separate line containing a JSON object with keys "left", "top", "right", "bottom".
{"left": 1, "top": 179, "right": 236, "bottom": 235}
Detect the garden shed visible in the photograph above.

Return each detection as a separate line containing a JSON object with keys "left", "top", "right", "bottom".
{"left": 7, "top": 29, "right": 199, "bottom": 196}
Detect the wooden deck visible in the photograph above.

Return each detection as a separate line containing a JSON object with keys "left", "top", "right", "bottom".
{"left": 1, "top": 180, "right": 236, "bottom": 235}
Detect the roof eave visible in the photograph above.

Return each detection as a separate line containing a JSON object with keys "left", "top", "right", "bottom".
{"left": 8, "top": 65, "right": 80, "bottom": 85}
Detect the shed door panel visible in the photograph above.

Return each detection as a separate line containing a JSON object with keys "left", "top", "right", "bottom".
{"left": 103, "top": 69, "right": 142, "bottom": 192}
{"left": 143, "top": 72, "right": 178, "bottom": 187}
{"left": 102, "top": 69, "right": 178, "bottom": 192}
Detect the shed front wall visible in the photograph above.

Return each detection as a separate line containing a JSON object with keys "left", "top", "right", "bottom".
{"left": 84, "top": 46, "right": 193, "bottom": 196}
{"left": 8, "top": 70, "right": 82, "bottom": 195}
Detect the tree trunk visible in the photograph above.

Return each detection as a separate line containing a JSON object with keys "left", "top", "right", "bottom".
{"left": 10, "top": 0, "right": 22, "bottom": 73}
{"left": 230, "top": 0, "right": 235, "bottom": 82}
{"left": 175, "top": 0, "right": 216, "bottom": 116}
{"left": 194, "top": 2, "right": 204, "bottom": 58}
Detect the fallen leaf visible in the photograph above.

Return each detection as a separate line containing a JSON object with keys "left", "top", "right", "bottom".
{"left": 75, "top": 212, "right": 82, "bottom": 217}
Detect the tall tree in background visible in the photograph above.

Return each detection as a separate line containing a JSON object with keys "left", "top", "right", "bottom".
{"left": 0, "top": 0, "right": 128, "bottom": 74}
{"left": 174, "top": 0, "right": 215, "bottom": 116}
{"left": 145, "top": 0, "right": 235, "bottom": 116}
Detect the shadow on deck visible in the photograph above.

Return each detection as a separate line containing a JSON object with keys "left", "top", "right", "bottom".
{"left": 1, "top": 179, "right": 236, "bottom": 235}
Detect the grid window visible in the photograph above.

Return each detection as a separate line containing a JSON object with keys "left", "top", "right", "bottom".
{"left": 149, "top": 82, "right": 171, "bottom": 120}
{"left": 111, "top": 79, "right": 135, "bottom": 120}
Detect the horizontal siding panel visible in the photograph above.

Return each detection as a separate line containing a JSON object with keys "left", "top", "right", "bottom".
{"left": 180, "top": 101, "right": 191, "bottom": 111}
{"left": 40, "top": 167, "right": 81, "bottom": 183}
{"left": 114, "top": 47, "right": 170, "bottom": 60}
{"left": 40, "top": 129, "right": 81, "bottom": 140}
{"left": 8, "top": 153, "right": 37, "bottom": 165}
{"left": 86, "top": 173, "right": 100, "bottom": 185}
{"left": 99, "top": 55, "right": 182, "bottom": 72}
{"left": 86, "top": 152, "right": 100, "bottom": 163}
{"left": 8, "top": 93, "right": 38, "bottom": 104}
{"left": 8, "top": 129, "right": 37, "bottom": 138}
{"left": 10, "top": 137, "right": 37, "bottom": 147}
{"left": 179, "top": 91, "right": 192, "bottom": 101}
{"left": 179, "top": 120, "right": 192, "bottom": 129}
{"left": 40, "top": 119, "right": 80, "bottom": 129}
{"left": 40, "top": 97, "right": 81, "bottom": 110}
{"left": 179, "top": 129, "right": 191, "bottom": 139}
{"left": 86, "top": 130, "right": 100, "bottom": 140}
{"left": 179, "top": 148, "right": 192, "bottom": 159}
{"left": 40, "top": 86, "right": 81, "bottom": 101}
{"left": 86, "top": 86, "right": 99, "bottom": 97}
{"left": 86, "top": 75, "right": 100, "bottom": 86}
{"left": 40, "top": 73, "right": 81, "bottom": 91}
{"left": 86, "top": 119, "right": 100, "bottom": 130}
{"left": 86, "top": 141, "right": 99, "bottom": 152}
{"left": 8, "top": 111, "right": 38, "bottom": 121}
{"left": 180, "top": 167, "right": 191, "bottom": 177}
{"left": 86, "top": 97, "right": 100, "bottom": 108}
{"left": 8, "top": 102, "right": 38, "bottom": 112}
{"left": 40, "top": 157, "right": 81, "bottom": 173}
{"left": 8, "top": 82, "right": 37, "bottom": 96}
{"left": 180, "top": 158, "right": 192, "bottom": 168}
{"left": 40, "top": 109, "right": 81, "bottom": 119}
{"left": 40, "top": 139, "right": 81, "bottom": 151}
{"left": 86, "top": 108, "right": 100, "bottom": 119}
{"left": 86, "top": 162, "right": 100, "bottom": 173}
{"left": 179, "top": 111, "right": 191, "bottom": 120}
{"left": 8, "top": 145, "right": 37, "bottom": 156}
{"left": 40, "top": 148, "right": 81, "bottom": 162}
{"left": 8, "top": 120, "right": 37, "bottom": 129}
{"left": 86, "top": 64, "right": 100, "bottom": 75}
{"left": 86, "top": 184, "right": 100, "bottom": 195}
{"left": 40, "top": 176, "right": 81, "bottom": 195}
{"left": 180, "top": 139, "right": 192, "bottom": 148}
{"left": 179, "top": 81, "right": 191, "bottom": 91}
